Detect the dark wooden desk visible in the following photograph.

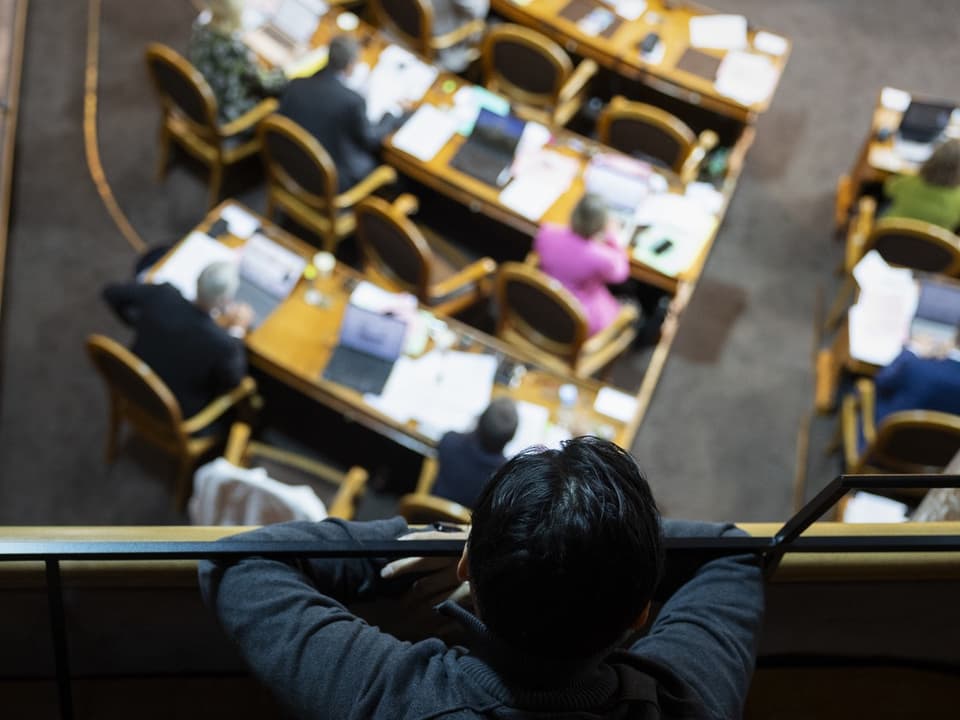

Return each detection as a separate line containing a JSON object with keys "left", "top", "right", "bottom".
{"left": 489, "top": 0, "right": 790, "bottom": 124}
{"left": 161, "top": 202, "right": 643, "bottom": 457}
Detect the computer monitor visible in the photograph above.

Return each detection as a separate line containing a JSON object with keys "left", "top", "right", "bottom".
{"left": 338, "top": 304, "right": 407, "bottom": 362}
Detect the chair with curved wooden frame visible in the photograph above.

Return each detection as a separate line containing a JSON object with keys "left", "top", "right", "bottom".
{"left": 223, "top": 422, "right": 368, "bottom": 520}
{"left": 481, "top": 24, "right": 598, "bottom": 127}
{"left": 355, "top": 195, "right": 497, "bottom": 315}
{"left": 843, "top": 196, "right": 960, "bottom": 274}
{"left": 397, "top": 493, "right": 472, "bottom": 524}
{"left": 842, "top": 378, "right": 960, "bottom": 499}
{"left": 144, "top": 43, "right": 278, "bottom": 209}
{"left": 495, "top": 262, "right": 638, "bottom": 378}
{"left": 597, "top": 96, "right": 719, "bottom": 183}
{"left": 86, "top": 334, "right": 258, "bottom": 512}
{"left": 370, "top": 0, "right": 486, "bottom": 71}
{"left": 258, "top": 114, "right": 397, "bottom": 253}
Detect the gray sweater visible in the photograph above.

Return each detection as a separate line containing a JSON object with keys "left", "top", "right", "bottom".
{"left": 198, "top": 518, "right": 763, "bottom": 719}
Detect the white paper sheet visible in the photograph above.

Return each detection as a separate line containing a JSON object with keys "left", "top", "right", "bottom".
{"left": 500, "top": 148, "right": 579, "bottom": 220}
{"left": 390, "top": 105, "right": 458, "bottom": 162}
{"left": 271, "top": 0, "right": 322, "bottom": 46}
{"left": 451, "top": 86, "right": 511, "bottom": 135}
{"left": 714, "top": 51, "right": 779, "bottom": 106}
{"left": 221, "top": 204, "right": 260, "bottom": 239}
{"left": 593, "top": 387, "right": 638, "bottom": 423}
{"left": 684, "top": 181, "right": 725, "bottom": 215}
{"left": 752, "top": 31, "right": 787, "bottom": 56}
{"left": 584, "top": 153, "right": 658, "bottom": 213}
{"left": 629, "top": 192, "right": 718, "bottom": 276}
{"left": 880, "top": 86, "right": 912, "bottom": 112}
{"left": 604, "top": 0, "right": 646, "bottom": 21}
{"left": 852, "top": 250, "right": 915, "bottom": 295}
{"left": 689, "top": 14, "right": 748, "bottom": 51}
{"left": 503, "top": 401, "right": 551, "bottom": 457}
{"left": 362, "top": 45, "right": 439, "bottom": 123}
{"left": 843, "top": 492, "right": 908, "bottom": 523}
{"left": 151, "top": 232, "right": 238, "bottom": 301}
{"left": 349, "top": 281, "right": 418, "bottom": 316}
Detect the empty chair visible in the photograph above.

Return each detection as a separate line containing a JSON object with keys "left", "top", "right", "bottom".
{"left": 371, "top": 0, "right": 486, "bottom": 72}
{"left": 258, "top": 113, "right": 397, "bottom": 252}
{"left": 355, "top": 195, "right": 497, "bottom": 315}
{"left": 145, "top": 43, "right": 278, "bottom": 208}
{"left": 597, "top": 96, "right": 719, "bottom": 183}
{"left": 495, "top": 262, "right": 637, "bottom": 377}
{"left": 86, "top": 334, "right": 257, "bottom": 511}
{"left": 480, "top": 24, "right": 597, "bottom": 127}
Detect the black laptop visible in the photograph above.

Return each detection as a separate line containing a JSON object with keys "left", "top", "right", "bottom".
{"left": 449, "top": 108, "right": 527, "bottom": 188}
{"left": 322, "top": 304, "right": 408, "bottom": 396}
{"left": 898, "top": 100, "right": 955, "bottom": 144}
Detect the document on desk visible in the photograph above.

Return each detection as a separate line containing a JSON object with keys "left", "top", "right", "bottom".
{"left": 452, "top": 86, "right": 511, "bottom": 135}
{"left": 151, "top": 232, "right": 238, "bottom": 301}
{"left": 221, "top": 203, "right": 260, "bottom": 240}
{"left": 500, "top": 148, "right": 578, "bottom": 220}
{"left": 502, "top": 401, "right": 574, "bottom": 457}
{"left": 584, "top": 153, "right": 663, "bottom": 213}
{"left": 362, "top": 45, "right": 439, "bottom": 123}
{"left": 390, "top": 105, "right": 459, "bottom": 162}
{"left": 630, "top": 193, "right": 718, "bottom": 277}
{"left": 689, "top": 14, "right": 748, "bottom": 51}
{"left": 843, "top": 492, "right": 908, "bottom": 523}
{"left": 714, "top": 51, "right": 779, "bottom": 106}
{"left": 601, "top": 0, "right": 646, "bottom": 21}
{"left": 239, "top": 233, "right": 306, "bottom": 300}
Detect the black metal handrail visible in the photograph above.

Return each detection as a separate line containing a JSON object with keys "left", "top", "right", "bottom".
{"left": 3, "top": 474, "right": 958, "bottom": 720}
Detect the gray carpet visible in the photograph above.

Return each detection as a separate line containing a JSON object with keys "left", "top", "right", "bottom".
{"left": 1, "top": 0, "right": 959, "bottom": 525}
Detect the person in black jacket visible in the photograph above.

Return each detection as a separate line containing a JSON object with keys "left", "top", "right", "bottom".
{"left": 277, "top": 35, "right": 404, "bottom": 192}
{"left": 200, "top": 438, "right": 765, "bottom": 719}
{"left": 102, "top": 262, "right": 251, "bottom": 418}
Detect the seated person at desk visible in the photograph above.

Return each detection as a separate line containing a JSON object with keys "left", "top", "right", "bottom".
{"left": 199, "top": 437, "right": 764, "bottom": 719}
{"left": 864, "top": 339, "right": 960, "bottom": 450}
{"left": 883, "top": 139, "right": 960, "bottom": 231}
{"left": 431, "top": 397, "right": 518, "bottom": 509}
{"left": 102, "top": 262, "right": 253, "bottom": 418}
{"left": 534, "top": 194, "right": 631, "bottom": 336}
{"left": 277, "top": 36, "right": 405, "bottom": 192}
{"left": 188, "top": 0, "right": 286, "bottom": 124}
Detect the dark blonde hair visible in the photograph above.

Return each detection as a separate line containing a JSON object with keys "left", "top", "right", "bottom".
{"left": 920, "top": 139, "right": 960, "bottom": 187}
{"left": 570, "top": 194, "right": 608, "bottom": 239}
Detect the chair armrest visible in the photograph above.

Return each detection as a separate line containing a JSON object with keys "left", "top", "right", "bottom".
{"left": 431, "top": 18, "right": 486, "bottom": 51}
{"left": 398, "top": 493, "right": 472, "bottom": 524}
{"left": 524, "top": 251, "right": 540, "bottom": 266}
{"left": 840, "top": 391, "right": 862, "bottom": 472}
{"left": 558, "top": 59, "right": 598, "bottom": 105}
{"left": 430, "top": 257, "right": 497, "bottom": 300}
{"left": 223, "top": 421, "right": 253, "bottom": 465}
{"left": 181, "top": 377, "right": 257, "bottom": 435}
{"left": 335, "top": 165, "right": 397, "bottom": 209}
{"left": 856, "top": 377, "right": 878, "bottom": 446}
{"left": 844, "top": 196, "right": 877, "bottom": 272}
{"left": 679, "top": 129, "right": 720, "bottom": 184}
{"left": 218, "top": 98, "right": 278, "bottom": 138}
{"left": 391, "top": 193, "right": 420, "bottom": 217}
{"left": 583, "top": 303, "right": 639, "bottom": 354}
{"left": 327, "top": 466, "right": 369, "bottom": 519}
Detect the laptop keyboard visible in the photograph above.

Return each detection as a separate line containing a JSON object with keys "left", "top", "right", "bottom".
{"left": 322, "top": 346, "right": 396, "bottom": 396}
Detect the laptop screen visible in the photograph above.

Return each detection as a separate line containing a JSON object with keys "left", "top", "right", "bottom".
{"left": 899, "top": 101, "right": 955, "bottom": 143}
{"left": 338, "top": 304, "right": 408, "bottom": 361}
{"left": 471, "top": 108, "right": 526, "bottom": 154}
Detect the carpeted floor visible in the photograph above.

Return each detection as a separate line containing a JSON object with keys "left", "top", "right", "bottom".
{"left": 1, "top": 0, "right": 958, "bottom": 525}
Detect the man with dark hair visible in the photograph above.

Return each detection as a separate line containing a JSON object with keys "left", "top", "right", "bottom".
{"left": 200, "top": 437, "right": 764, "bottom": 719}
{"left": 277, "top": 35, "right": 405, "bottom": 192}
{"left": 430, "top": 397, "right": 519, "bottom": 508}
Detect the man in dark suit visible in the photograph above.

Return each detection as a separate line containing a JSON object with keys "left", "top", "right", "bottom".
{"left": 277, "top": 36, "right": 404, "bottom": 192}
{"left": 103, "top": 262, "right": 252, "bottom": 418}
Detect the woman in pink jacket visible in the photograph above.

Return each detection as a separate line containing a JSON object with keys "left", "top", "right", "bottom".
{"left": 533, "top": 194, "right": 630, "bottom": 335}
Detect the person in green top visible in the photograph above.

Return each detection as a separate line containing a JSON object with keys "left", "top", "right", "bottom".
{"left": 188, "top": 0, "right": 286, "bottom": 125}
{"left": 883, "top": 138, "right": 960, "bottom": 231}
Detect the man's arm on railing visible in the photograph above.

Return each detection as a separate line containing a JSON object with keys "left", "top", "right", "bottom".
{"left": 629, "top": 521, "right": 765, "bottom": 720}
{"left": 197, "top": 518, "right": 455, "bottom": 719}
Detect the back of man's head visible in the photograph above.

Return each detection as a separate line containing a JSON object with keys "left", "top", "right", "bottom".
{"left": 476, "top": 398, "right": 519, "bottom": 455}
{"left": 468, "top": 437, "right": 663, "bottom": 659}
{"left": 327, "top": 36, "right": 359, "bottom": 74}
{"left": 196, "top": 261, "right": 239, "bottom": 312}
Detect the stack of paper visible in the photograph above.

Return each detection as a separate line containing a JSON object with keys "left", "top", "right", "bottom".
{"left": 689, "top": 14, "right": 748, "bottom": 51}
{"left": 500, "top": 148, "right": 579, "bottom": 221}
{"left": 752, "top": 31, "right": 788, "bottom": 56}
{"left": 367, "top": 351, "right": 498, "bottom": 437}
{"left": 503, "top": 401, "right": 571, "bottom": 457}
{"left": 390, "top": 105, "right": 459, "bottom": 162}
{"left": 848, "top": 251, "right": 919, "bottom": 366}
{"left": 221, "top": 204, "right": 260, "bottom": 239}
{"left": 239, "top": 233, "right": 307, "bottom": 299}
{"left": 602, "top": 0, "right": 646, "bottom": 21}
{"left": 714, "top": 51, "right": 779, "bottom": 106}
{"left": 362, "top": 45, "right": 439, "bottom": 123}
{"left": 150, "top": 232, "right": 238, "bottom": 301}
{"left": 629, "top": 193, "right": 718, "bottom": 277}
{"left": 350, "top": 281, "right": 418, "bottom": 318}
{"left": 584, "top": 153, "right": 659, "bottom": 213}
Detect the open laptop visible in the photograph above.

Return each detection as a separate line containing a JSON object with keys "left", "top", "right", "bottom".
{"left": 910, "top": 279, "right": 960, "bottom": 350}
{"left": 449, "top": 108, "right": 527, "bottom": 188}
{"left": 322, "top": 304, "right": 408, "bottom": 395}
{"left": 898, "top": 100, "right": 955, "bottom": 144}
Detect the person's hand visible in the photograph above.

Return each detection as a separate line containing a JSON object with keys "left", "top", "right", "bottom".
{"left": 222, "top": 302, "right": 255, "bottom": 333}
{"left": 381, "top": 529, "right": 472, "bottom": 610}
